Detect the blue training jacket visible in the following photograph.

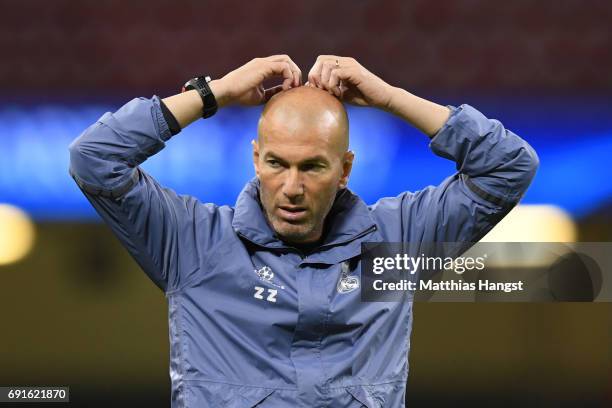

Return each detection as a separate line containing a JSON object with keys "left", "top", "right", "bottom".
{"left": 68, "top": 96, "right": 538, "bottom": 407}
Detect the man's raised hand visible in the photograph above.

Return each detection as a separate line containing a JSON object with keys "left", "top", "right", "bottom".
{"left": 211, "top": 55, "right": 302, "bottom": 107}
{"left": 163, "top": 55, "right": 301, "bottom": 129}
{"left": 307, "top": 56, "right": 394, "bottom": 109}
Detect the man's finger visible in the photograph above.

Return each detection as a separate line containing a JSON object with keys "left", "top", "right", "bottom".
{"left": 328, "top": 68, "right": 342, "bottom": 98}
{"left": 286, "top": 59, "right": 302, "bottom": 87}
{"left": 265, "top": 54, "right": 290, "bottom": 61}
{"left": 320, "top": 61, "right": 337, "bottom": 92}
{"left": 307, "top": 67, "right": 320, "bottom": 88}
{"left": 328, "top": 67, "right": 354, "bottom": 98}
{"left": 268, "top": 61, "right": 294, "bottom": 90}
{"left": 308, "top": 58, "right": 327, "bottom": 88}
{"left": 307, "top": 72, "right": 318, "bottom": 88}
{"left": 267, "top": 55, "right": 301, "bottom": 87}
{"left": 310, "top": 56, "right": 343, "bottom": 89}
{"left": 282, "top": 77, "right": 293, "bottom": 90}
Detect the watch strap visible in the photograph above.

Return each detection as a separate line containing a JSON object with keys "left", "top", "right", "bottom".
{"left": 181, "top": 75, "right": 218, "bottom": 119}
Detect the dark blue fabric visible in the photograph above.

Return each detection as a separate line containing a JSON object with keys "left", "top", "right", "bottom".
{"left": 68, "top": 96, "right": 539, "bottom": 407}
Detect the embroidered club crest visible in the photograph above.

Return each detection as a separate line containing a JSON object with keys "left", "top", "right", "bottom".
{"left": 337, "top": 261, "right": 360, "bottom": 294}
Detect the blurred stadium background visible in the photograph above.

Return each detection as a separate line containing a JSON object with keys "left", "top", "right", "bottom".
{"left": 0, "top": 0, "right": 610, "bottom": 406}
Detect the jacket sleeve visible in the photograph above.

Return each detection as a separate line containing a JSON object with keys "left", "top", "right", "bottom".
{"left": 68, "top": 96, "right": 213, "bottom": 293}
{"left": 371, "top": 104, "right": 540, "bottom": 246}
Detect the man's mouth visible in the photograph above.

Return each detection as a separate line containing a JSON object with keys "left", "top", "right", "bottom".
{"left": 277, "top": 205, "right": 308, "bottom": 222}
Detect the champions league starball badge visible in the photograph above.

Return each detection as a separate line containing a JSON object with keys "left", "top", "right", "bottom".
{"left": 254, "top": 266, "right": 285, "bottom": 289}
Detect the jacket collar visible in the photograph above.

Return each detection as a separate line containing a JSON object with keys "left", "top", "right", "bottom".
{"left": 232, "top": 177, "right": 378, "bottom": 251}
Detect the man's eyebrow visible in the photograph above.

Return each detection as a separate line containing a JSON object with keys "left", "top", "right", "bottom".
{"left": 300, "top": 156, "right": 330, "bottom": 165}
{"left": 263, "top": 152, "right": 330, "bottom": 165}
{"left": 263, "top": 152, "right": 286, "bottom": 161}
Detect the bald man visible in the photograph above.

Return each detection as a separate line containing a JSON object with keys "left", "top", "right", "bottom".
{"left": 253, "top": 86, "right": 352, "bottom": 246}
{"left": 69, "top": 55, "right": 538, "bottom": 407}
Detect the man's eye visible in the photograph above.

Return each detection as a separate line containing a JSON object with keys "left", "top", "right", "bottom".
{"left": 267, "top": 160, "right": 281, "bottom": 168}
{"left": 302, "top": 164, "right": 323, "bottom": 172}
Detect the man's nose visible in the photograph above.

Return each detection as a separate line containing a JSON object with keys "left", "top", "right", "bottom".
{"left": 282, "top": 168, "right": 304, "bottom": 199}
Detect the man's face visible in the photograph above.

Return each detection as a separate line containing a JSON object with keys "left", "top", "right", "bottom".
{"left": 254, "top": 110, "right": 352, "bottom": 244}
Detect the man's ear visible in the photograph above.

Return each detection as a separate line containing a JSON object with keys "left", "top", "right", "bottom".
{"left": 338, "top": 150, "right": 354, "bottom": 189}
{"left": 252, "top": 139, "right": 260, "bottom": 178}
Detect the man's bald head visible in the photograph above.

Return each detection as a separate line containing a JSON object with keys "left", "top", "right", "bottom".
{"left": 257, "top": 86, "right": 349, "bottom": 155}
{"left": 252, "top": 86, "right": 354, "bottom": 244}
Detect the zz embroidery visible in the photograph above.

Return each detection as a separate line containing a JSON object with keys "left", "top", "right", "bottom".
{"left": 254, "top": 286, "right": 277, "bottom": 303}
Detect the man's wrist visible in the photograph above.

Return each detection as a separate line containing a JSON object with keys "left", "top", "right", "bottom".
{"left": 161, "top": 90, "right": 204, "bottom": 129}
{"left": 383, "top": 86, "right": 418, "bottom": 118}
{"left": 383, "top": 87, "right": 451, "bottom": 137}
{"left": 382, "top": 86, "right": 403, "bottom": 114}
{"left": 208, "top": 79, "right": 231, "bottom": 108}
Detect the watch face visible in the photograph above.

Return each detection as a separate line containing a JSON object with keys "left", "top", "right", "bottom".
{"left": 183, "top": 79, "right": 197, "bottom": 91}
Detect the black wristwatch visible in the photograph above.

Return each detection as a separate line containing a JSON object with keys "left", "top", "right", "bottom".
{"left": 181, "top": 75, "right": 218, "bottom": 119}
